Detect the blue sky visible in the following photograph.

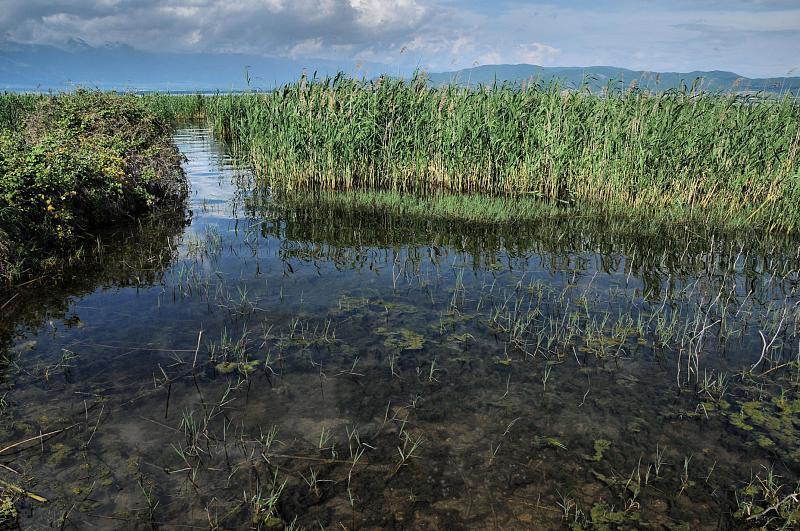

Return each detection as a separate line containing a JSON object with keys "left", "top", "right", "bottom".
{"left": 1, "top": 0, "right": 798, "bottom": 77}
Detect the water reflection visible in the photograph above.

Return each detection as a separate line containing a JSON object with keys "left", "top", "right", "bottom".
{"left": 1, "top": 124, "right": 798, "bottom": 529}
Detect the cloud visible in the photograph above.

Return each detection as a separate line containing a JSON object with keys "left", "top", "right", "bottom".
{"left": 450, "top": 1, "right": 800, "bottom": 77}
{"left": 515, "top": 43, "right": 560, "bottom": 65}
{"left": 0, "top": 0, "right": 798, "bottom": 77}
{"left": 1, "top": 0, "right": 431, "bottom": 60}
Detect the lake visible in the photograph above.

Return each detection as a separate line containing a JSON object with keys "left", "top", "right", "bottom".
{"left": 1, "top": 123, "right": 798, "bottom": 529}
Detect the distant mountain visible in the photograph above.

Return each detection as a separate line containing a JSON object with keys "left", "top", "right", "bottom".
{"left": 0, "top": 41, "right": 389, "bottom": 92}
{"left": 2, "top": 42, "right": 798, "bottom": 95}
{"left": 426, "top": 64, "right": 800, "bottom": 94}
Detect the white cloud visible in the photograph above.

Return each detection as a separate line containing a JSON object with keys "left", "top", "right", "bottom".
{"left": 0, "top": 0, "right": 797, "bottom": 77}
{"left": 1, "top": 0, "right": 432, "bottom": 58}
{"left": 516, "top": 42, "right": 560, "bottom": 65}
{"left": 288, "top": 38, "right": 325, "bottom": 59}
{"left": 348, "top": 0, "right": 425, "bottom": 28}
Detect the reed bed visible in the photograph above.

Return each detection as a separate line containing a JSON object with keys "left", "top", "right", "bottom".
{"left": 0, "top": 93, "right": 44, "bottom": 131}
{"left": 140, "top": 93, "right": 207, "bottom": 123}
{"left": 147, "top": 74, "right": 800, "bottom": 230}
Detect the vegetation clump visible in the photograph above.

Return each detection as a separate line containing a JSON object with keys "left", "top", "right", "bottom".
{"left": 149, "top": 73, "right": 800, "bottom": 230}
{"left": 583, "top": 439, "right": 612, "bottom": 462}
{"left": 0, "top": 90, "right": 187, "bottom": 282}
{"left": 735, "top": 468, "right": 800, "bottom": 529}
{"left": 0, "top": 491, "right": 17, "bottom": 529}
{"left": 0, "top": 92, "right": 39, "bottom": 132}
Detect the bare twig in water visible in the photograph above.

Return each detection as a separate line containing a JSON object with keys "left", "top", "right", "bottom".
{"left": 0, "top": 424, "right": 78, "bottom": 455}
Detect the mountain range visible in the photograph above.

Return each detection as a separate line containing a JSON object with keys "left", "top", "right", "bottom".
{"left": 0, "top": 40, "right": 387, "bottom": 92}
{"left": 427, "top": 64, "right": 800, "bottom": 94}
{"left": 1, "top": 41, "right": 798, "bottom": 94}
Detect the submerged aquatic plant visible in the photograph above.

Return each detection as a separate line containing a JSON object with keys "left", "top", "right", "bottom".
{"left": 0, "top": 490, "right": 18, "bottom": 529}
{"left": 735, "top": 467, "right": 800, "bottom": 528}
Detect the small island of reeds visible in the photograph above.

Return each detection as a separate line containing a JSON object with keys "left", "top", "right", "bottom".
{"left": 146, "top": 73, "right": 800, "bottom": 231}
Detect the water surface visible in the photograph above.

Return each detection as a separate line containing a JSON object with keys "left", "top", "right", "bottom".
{"left": 1, "top": 124, "right": 799, "bottom": 529}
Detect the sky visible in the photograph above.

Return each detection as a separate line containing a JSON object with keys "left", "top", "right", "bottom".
{"left": 1, "top": 0, "right": 799, "bottom": 78}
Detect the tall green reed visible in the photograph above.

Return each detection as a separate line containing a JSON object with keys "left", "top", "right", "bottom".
{"left": 147, "top": 73, "right": 800, "bottom": 230}
{"left": 141, "top": 93, "right": 207, "bottom": 123}
{"left": 0, "top": 93, "right": 44, "bottom": 131}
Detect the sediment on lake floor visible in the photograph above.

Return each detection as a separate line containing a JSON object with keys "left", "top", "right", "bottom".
{"left": 2, "top": 122, "right": 799, "bottom": 529}
{"left": 0, "top": 90, "right": 188, "bottom": 284}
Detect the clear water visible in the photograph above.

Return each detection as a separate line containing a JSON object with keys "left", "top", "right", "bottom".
{"left": 1, "top": 124, "right": 799, "bottom": 529}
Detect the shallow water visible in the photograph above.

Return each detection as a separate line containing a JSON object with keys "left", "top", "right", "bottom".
{"left": 1, "top": 124, "right": 799, "bottom": 529}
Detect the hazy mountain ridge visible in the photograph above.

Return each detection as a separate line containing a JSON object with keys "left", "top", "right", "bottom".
{"left": 1, "top": 42, "right": 798, "bottom": 94}
{"left": 426, "top": 64, "right": 800, "bottom": 94}
{"left": 0, "top": 42, "right": 386, "bottom": 91}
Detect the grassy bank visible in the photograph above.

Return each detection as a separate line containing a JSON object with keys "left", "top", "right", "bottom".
{"left": 0, "top": 91, "right": 187, "bottom": 283}
{"left": 148, "top": 74, "right": 800, "bottom": 230}
{"left": 249, "top": 187, "right": 775, "bottom": 230}
{"left": 246, "top": 189, "right": 800, "bottom": 276}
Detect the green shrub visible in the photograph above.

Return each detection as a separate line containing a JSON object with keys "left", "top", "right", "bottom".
{"left": 0, "top": 92, "right": 40, "bottom": 132}
{"left": 0, "top": 90, "right": 187, "bottom": 282}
